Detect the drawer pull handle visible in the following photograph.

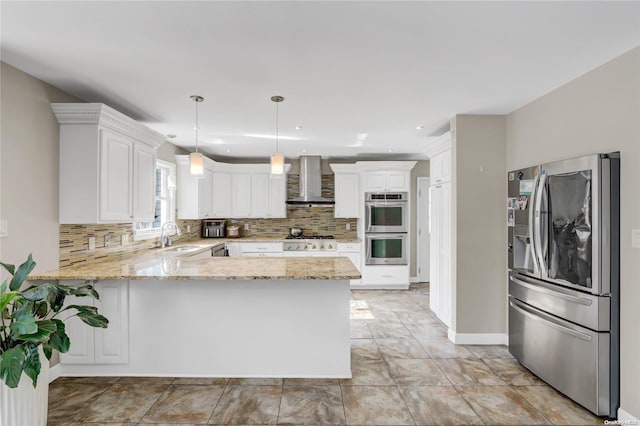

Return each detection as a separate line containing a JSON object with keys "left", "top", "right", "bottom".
{"left": 382, "top": 274, "right": 393, "bottom": 278}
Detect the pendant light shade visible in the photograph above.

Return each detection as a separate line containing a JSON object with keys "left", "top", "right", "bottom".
{"left": 190, "top": 95, "right": 204, "bottom": 176}
{"left": 190, "top": 152, "right": 204, "bottom": 175}
{"left": 270, "top": 95, "right": 285, "bottom": 175}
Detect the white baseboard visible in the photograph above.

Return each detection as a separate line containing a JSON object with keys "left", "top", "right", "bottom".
{"left": 410, "top": 276, "right": 419, "bottom": 283}
{"left": 618, "top": 407, "right": 640, "bottom": 423}
{"left": 49, "top": 363, "right": 61, "bottom": 383}
{"left": 447, "top": 329, "right": 508, "bottom": 345}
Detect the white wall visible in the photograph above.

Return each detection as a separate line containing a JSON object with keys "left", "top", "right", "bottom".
{"left": 451, "top": 115, "right": 507, "bottom": 335}
{"left": 506, "top": 46, "right": 640, "bottom": 418}
{"left": 0, "top": 62, "right": 80, "bottom": 273}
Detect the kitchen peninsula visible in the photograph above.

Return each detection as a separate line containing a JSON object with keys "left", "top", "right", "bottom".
{"left": 29, "top": 244, "right": 360, "bottom": 379}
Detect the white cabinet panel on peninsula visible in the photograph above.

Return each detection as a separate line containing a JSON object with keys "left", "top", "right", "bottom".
{"left": 60, "top": 280, "right": 129, "bottom": 365}
{"left": 52, "top": 103, "right": 165, "bottom": 224}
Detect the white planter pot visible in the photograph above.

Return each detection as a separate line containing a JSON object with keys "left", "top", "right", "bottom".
{"left": 0, "top": 348, "right": 49, "bottom": 426}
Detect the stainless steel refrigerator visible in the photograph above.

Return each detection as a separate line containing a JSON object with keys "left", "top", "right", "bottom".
{"left": 507, "top": 153, "right": 619, "bottom": 417}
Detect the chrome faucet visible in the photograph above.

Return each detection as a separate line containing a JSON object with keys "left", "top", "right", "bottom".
{"left": 160, "top": 222, "right": 182, "bottom": 248}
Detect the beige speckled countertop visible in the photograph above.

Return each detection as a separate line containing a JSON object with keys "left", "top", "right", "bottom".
{"left": 29, "top": 240, "right": 361, "bottom": 281}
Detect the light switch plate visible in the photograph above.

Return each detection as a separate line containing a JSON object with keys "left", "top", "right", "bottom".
{"left": 244, "top": 223, "right": 250, "bottom": 230}
{"left": 346, "top": 223, "right": 351, "bottom": 230}
{"left": 121, "top": 234, "right": 129, "bottom": 245}
{"left": 632, "top": 230, "right": 640, "bottom": 248}
{"left": 88, "top": 236, "right": 96, "bottom": 250}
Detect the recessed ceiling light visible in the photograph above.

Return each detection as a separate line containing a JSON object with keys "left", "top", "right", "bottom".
{"left": 225, "top": 149, "right": 231, "bottom": 153}
{"left": 166, "top": 134, "right": 177, "bottom": 139}
{"left": 387, "top": 149, "right": 393, "bottom": 153}
{"left": 302, "top": 149, "right": 307, "bottom": 153}
{"left": 416, "top": 125, "right": 424, "bottom": 130}
{"left": 295, "top": 126, "right": 302, "bottom": 130}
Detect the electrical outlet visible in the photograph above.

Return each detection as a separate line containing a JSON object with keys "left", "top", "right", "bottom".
{"left": 186, "top": 225, "right": 192, "bottom": 233}
{"left": 88, "top": 237, "right": 96, "bottom": 250}
{"left": 244, "top": 223, "right": 250, "bottom": 231}
{"left": 346, "top": 223, "right": 351, "bottom": 230}
{"left": 104, "top": 235, "right": 111, "bottom": 247}
{"left": 121, "top": 234, "right": 129, "bottom": 245}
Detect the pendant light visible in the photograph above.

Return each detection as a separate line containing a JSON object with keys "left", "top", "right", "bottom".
{"left": 190, "top": 95, "right": 204, "bottom": 176}
{"left": 270, "top": 95, "right": 285, "bottom": 175}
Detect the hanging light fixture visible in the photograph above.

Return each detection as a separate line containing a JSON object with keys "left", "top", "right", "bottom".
{"left": 190, "top": 95, "right": 204, "bottom": 176}
{"left": 270, "top": 95, "right": 285, "bottom": 175}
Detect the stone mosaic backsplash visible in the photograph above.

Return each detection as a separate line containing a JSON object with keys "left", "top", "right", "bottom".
{"left": 59, "top": 219, "right": 201, "bottom": 268}
{"left": 59, "top": 174, "right": 358, "bottom": 267}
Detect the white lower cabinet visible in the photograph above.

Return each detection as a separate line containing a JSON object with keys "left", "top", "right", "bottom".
{"left": 60, "top": 280, "right": 129, "bottom": 365}
{"left": 362, "top": 265, "right": 409, "bottom": 289}
{"left": 337, "top": 242, "right": 362, "bottom": 286}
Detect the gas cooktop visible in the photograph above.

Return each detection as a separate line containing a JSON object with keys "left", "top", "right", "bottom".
{"left": 283, "top": 235, "right": 336, "bottom": 251}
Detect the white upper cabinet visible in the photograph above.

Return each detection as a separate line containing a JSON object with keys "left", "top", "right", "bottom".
{"left": 211, "top": 171, "right": 232, "bottom": 217}
{"left": 52, "top": 103, "right": 165, "bottom": 224}
{"left": 357, "top": 162, "right": 416, "bottom": 192}
{"left": 238, "top": 164, "right": 290, "bottom": 218}
{"left": 330, "top": 164, "right": 360, "bottom": 218}
{"left": 430, "top": 150, "right": 451, "bottom": 184}
{"left": 269, "top": 173, "right": 287, "bottom": 218}
{"left": 231, "top": 173, "right": 252, "bottom": 218}
{"left": 250, "top": 173, "right": 270, "bottom": 217}
{"left": 176, "top": 155, "right": 213, "bottom": 220}
{"left": 198, "top": 165, "right": 214, "bottom": 218}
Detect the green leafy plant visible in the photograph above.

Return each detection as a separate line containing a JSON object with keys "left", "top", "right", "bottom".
{"left": 0, "top": 254, "right": 108, "bottom": 388}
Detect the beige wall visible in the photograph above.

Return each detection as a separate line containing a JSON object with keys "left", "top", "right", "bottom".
{"left": 410, "top": 160, "right": 430, "bottom": 278}
{"left": 506, "top": 46, "right": 640, "bottom": 419}
{"left": 0, "top": 62, "right": 80, "bottom": 272}
{"left": 452, "top": 115, "right": 507, "bottom": 334}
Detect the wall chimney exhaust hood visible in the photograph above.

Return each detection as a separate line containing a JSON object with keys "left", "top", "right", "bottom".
{"left": 287, "top": 156, "right": 335, "bottom": 205}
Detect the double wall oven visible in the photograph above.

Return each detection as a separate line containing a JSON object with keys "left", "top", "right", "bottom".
{"left": 507, "top": 153, "right": 619, "bottom": 417}
{"left": 365, "top": 192, "right": 408, "bottom": 265}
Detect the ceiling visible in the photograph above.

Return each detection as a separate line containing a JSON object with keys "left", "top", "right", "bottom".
{"left": 2, "top": 2, "right": 640, "bottom": 161}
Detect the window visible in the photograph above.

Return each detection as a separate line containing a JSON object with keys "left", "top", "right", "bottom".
{"left": 133, "top": 160, "right": 176, "bottom": 239}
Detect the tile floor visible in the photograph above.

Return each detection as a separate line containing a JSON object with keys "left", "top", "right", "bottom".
{"left": 48, "top": 283, "right": 605, "bottom": 425}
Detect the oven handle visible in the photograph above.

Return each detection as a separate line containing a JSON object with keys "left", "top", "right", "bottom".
{"left": 509, "top": 275, "right": 593, "bottom": 306}
{"left": 509, "top": 299, "right": 592, "bottom": 342}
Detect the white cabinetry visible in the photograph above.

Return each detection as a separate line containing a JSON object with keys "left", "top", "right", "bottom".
{"left": 426, "top": 133, "right": 452, "bottom": 328}
{"left": 198, "top": 165, "right": 214, "bottom": 218}
{"left": 52, "top": 103, "right": 164, "bottom": 224}
{"left": 330, "top": 165, "right": 360, "bottom": 218}
{"left": 176, "top": 155, "right": 214, "bottom": 219}
{"left": 231, "top": 173, "right": 252, "bottom": 217}
{"left": 211, "top": 171, "right": 232, "bottom": 217}
{"left": 337, "top": 242, "right": 362, "bottom": 286}
{"left": 60, "top": 280, "right": 129, "bottom": 365}
{"left": 363, "top": 171, "right": 409, "bottom": 192}
{"left": 362, "top": 265, "right": 409, "bottom": 288}
{"left": 239, "top": 242, "right": 284, "bottom": 257}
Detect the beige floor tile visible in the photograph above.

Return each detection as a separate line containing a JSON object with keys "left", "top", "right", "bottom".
{"left": 227, "top": 378, "right": 284, "bottom": 385}
{"left": 284, "top": 378, "right": 341, "bottom": 386}
{"left": 368, "top": 321, "right": 414, "bottom": 339}
{"left": 277, "top": 385, "right": 345, "bottom": 425}
{"left": 408, "top": 323, "right": 448, "bottom": 339}
{"left": 208, "top": 385, "right": 282, "bottom": 425}
{"left": 435, "top": 358, "right": 506, "bottom": 386}
{"left": 399, "top": 385, "right": 483, "bottom": 425}
{"left": 47, "top": 382, "right": 112, "bottom": 425}
{"left": 387, "top": 358, "right": 451, "bottom": 386}
{"left": 351, "top": 319, "right": 374, "bottom": 338}
{"left": 465, "top": 344, "right": 514, "bottom": 359}
{"left": 418, "top": 338, "right": 476, "bottom": 359}
{"left": 457, "top": 385, "right": 550, "bottom": 425}
{"left": 341, "top": 385, "right": 414, "bottom": 425}
{"left": 483, "top": 358, "right": 546, "bottom": 386}
{"left": 139, "top": 384, "right": 225, "bottom": 424}
{"left": 54, "top": 376, "right": 120, "bottom": 384}
{"left": 79, "top": 383, "right": 168, "bottom": 423}
{"left": 341, "top": 357, "right": 395, "bottom": 385}
{"left": 172, "top": 377, "right": 229, "bottom": 385}
{"left": 514, "top": 385, "right": 605, "bottom": 425}
{"left": 376, "top": 338, "right": 430, "bottom": 359}
{"left": 117, "top": 376, "right": 175, "bottom": 385}
{"left": 351, "top": 338, "right": 382, "bottom": 360}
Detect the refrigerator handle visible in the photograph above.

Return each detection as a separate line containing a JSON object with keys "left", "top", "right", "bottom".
{"left": 528, "top": 173, "right": 540, "bottom": 275}
{"left": 509, "top": 299, "right": 592, "bottom": 342}
{"left": 534, "top": 172, "right": 548, "bottom": 276}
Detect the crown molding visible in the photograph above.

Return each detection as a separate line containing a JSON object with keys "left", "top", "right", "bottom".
{"left": 424, "top": 131, "right": 451, "bottom": 158}
{"left": 51, "top": 103, "right": 166, "bottom": 148}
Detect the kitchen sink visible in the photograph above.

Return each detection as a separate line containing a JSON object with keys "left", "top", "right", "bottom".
{"left": 163, "top": 245, "right": 201, "bottom": 253}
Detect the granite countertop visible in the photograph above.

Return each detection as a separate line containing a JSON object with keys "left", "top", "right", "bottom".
{"left": 29, "top": 240, "right": 362, "bottom": 281}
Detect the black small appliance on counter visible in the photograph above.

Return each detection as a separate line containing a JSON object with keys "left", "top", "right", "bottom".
{"left": 202, "top": 219, "right": 227, "bottom": 238}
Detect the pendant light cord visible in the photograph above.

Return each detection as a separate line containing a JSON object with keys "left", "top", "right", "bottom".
{"left": 195, "top": 99, "right": 199, "bottom": 154}
{"left": 275, "top": 100, "right": 279, "bottom": 153}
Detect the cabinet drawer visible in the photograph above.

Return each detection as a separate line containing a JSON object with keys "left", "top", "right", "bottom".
{"left": 363, "top": 265, "right": 409, "bottom": 285}
{"left": 239, "top": 242, "right": 283, "bottom": 253}
{"left": 337, "top": 242, "right": 361, "bottom": 252}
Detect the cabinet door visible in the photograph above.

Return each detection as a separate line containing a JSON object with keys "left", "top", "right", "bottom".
{"left": 334, "top": 174, "right": 359, "bottom": 218}
{"left": 212, "top": 172, "right": 232, "bottom": 217}
{"left": 59, "top": 288, "right": 95, "bottom": 365}
{"left": 99, "top": 130, "right": 132, "bottom": 221}
{"left": 132, "top": 142, "right": 157, "bottom": 221}
{"left": 439, "top": 182, "right": 452, "bottom": 327}
{"left": 269, "top": 174, "right": 287, "bottom": 218}
{"left": 198, "top": 167, "right": 214, "bottom": 218}
{"left": 364, "top": 172, "right": 387, "bottom": 191}
{"left": 250, "top": 173, "right": 270, "bottom": 218}
{"left": 386, "top": 172, "right": 408, "bottom": 191}
{"left": 231, "top": 173, "right": 251, "bottom": 217}
{"left": 94, "top": 280, "right": 129, "bottom": 364}
{"left": 429, "top": 185, "right": 442, "bottom": 317}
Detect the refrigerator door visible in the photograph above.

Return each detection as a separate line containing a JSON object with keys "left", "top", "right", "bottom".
{"left": 507, "top": 166, "right": 540, "bottom": 277}
{"left": 509, "top": 272, "right": 610, "bottom": 331}
{"left": 538, "top": 154, "right": 612, "bottom": 295}
{"left": 509, "top": 298, "right": 611, "bottom": 416}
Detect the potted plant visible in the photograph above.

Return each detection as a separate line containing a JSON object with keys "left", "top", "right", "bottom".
{"left": 0, "top": 254, "right": 108, "bottom": 425}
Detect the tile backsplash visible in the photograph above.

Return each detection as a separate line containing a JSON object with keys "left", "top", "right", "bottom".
{"left": 59, "top": 174, "right": 358, "bottom": 267}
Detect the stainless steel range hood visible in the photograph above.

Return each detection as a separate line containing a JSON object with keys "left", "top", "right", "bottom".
{"left": 287, "top": 156, "right": 335, "bottom": 205}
